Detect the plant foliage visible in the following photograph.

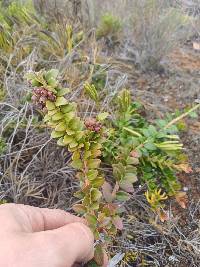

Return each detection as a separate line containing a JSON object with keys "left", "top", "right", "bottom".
{"left": 97, "top": 13, "right": 122, "bottom": 41}
{"left": 26, "top": 69, "right": 199, "bottom": 265}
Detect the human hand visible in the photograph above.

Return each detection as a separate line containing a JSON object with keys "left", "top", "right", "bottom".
{"left": 0, "top": 203, "right": 95, "bottom": 267}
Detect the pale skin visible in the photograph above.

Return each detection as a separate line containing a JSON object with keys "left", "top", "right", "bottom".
{"left": 0, "top": 203, "right": 108, "bottom": 267}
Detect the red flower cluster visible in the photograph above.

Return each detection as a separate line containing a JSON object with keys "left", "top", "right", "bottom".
{"left": 31, "top": 87, "right": 56, "bottom": 111}
{"left": 84, "top": 118, "right": 102, "bottom": 133}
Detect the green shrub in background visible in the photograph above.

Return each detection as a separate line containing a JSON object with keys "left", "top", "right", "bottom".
{"left": 97, "top": 13, "right": 122, "bottom": 41}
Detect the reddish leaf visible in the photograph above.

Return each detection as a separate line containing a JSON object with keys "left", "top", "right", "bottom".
{"left": 102, "top": 182, "right": 113, "bottom": 203}
{"left": 159, "top": 210, "right": 169, "bottom": 222}
{"left": 112, "top": 182, "right": 120, "bottom": 197}
{"left": 174, "top": 163, "right": 192, "bottom": 174}
{"left": 119, "top": 181, "right": 134, "bottom": 193}
{"left": 103, "top": 203, "right": 118, "bottom": 216}
{"left": 175, "top": 192, "right": 188, "bottom": 209}
{"left": 113, "top": 216, "right": 123, "bottom": 230}
{"left": 98, "top": 213, "right": 111, "bottom": 227}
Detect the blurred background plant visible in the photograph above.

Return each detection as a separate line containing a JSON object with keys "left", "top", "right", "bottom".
{"left": 127, "top": 0, "right": 190, "bottom": 71}
{"left": 96, "top": 13, "right": 122, "bottom": 46}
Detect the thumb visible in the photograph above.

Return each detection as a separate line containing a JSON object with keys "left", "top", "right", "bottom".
{"left": 32, "top": 222, "right": 94, "bottom": 266}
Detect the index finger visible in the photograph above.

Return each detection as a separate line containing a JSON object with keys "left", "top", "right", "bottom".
{"left": 0, "top": 203, "right": 85, "bottom": 232}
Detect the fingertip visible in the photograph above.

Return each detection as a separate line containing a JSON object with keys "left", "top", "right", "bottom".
{"left": 72, "top": 222, "right": 94, "bottom": 262}
{"left": 52, "top": 221, "right": 94, "bottom": 264}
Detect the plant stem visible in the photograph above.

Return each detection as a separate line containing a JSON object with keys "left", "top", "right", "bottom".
{"left": 164, "top": 103, "right": 200, "bottom": 129}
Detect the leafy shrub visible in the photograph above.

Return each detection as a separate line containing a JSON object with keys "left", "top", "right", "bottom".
{"left": 130, "top": 0, "right": 189, "bottom": 71}
{"left": 97, "top": 13, "right": 122, "bottom": 41}
{"left": 26, "top": 69, "right": 200, "bottom": 264}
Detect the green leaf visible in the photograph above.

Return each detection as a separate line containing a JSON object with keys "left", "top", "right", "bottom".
{"left": 66, "top": 128, "right": 75, "bottom": 135}
{"left": 43, "top": 114, "right": 51, "bottom": 122}
{"left": 75, "top": 131, "right": 84, "bottom": 141}
{"left": 97, "top": 112, "right": 109, "bottom": 121}
{"left": 83, "top": 151, "right": 92, "bottom": 160}
{"left": 124, "top": 173, "right": 138, "bottom": 183}
{"left": 87, "top": 159, "right": 101, "bottom": 169}
{"left": 156, "top": 119, "right": 167, "bottom": 128}
{"left": 125, "top": 165, "right": 137, "bottom": 173}
{"left": 31, "top": 79, "right": 41, "bottom": 86}
{"left": 71, "top": 159, "right": 83, "bottom": 169}
{"left": 126, "top": 157, "right": 139, "bottom": 165}
{"left": 72, "top": 151, "right": 80, "bottom": 160}
{"left": 78, "top": 143, "right": 84, "bottom": 149}
{"left": 85, "top": 214, "right": 97, "bottom": 226}
{"left": 65, "top": 112, "right": 75, "bottom": 122}
{"left": 70, "top": 118, "right": 83, "bottom": 131}
{"left": 91, "top": 176, "right": 104, "bottom": 188}
{"left": 57, "top": 88, "right": 70, "bottom": 96}
{"left": 55, "top": 96, "right": 68, "bottom": 106}
{"left": 84, "top": 142, "right": 90, "bottom": 151}
{"left": 87, "top": 170, "right": 98, "bottom": 181}
{"left": 46, "top": 101, "right": 56, "bottom": 111}
{"left": 69, "top": 141, "right": 78, "bottom": 148}
{"left": 57, "top": 138, "right": 65, "bottom": 146}
{"left": 55, "top": 122, "right": 67, "bottom": 132}
{"left": 51, "top": 130, "right": 65, "bottom": 139}
{"left": 47, "top": 78, "right": 58, "bottom": 87}
{"left": 52, "top": 112, "right": 63, "bottom": 121}
{"left": 148, "top": 125, "right": 157, "bottom": 136}
{"left": 61, "top": 104, "right": 75, "bottom": 113}
{"left": 90, "top": 143, "right": 102, "bottom": 150}
{"left": 48, "top": 109, "right": 57, "bottom": 116}
{"left": 91, "top": 202, "right": 100, "bottom": 211}
{"left": 45, "top": 69, "right": 59, "bottom": 81}
{"left": 116, "top": 191, "right": 131, "bottom": 202}
{"left": 90, "top": 188, "right": 102, "bottom": 202}
{"left": 112, "top": 163, "right": 125, "bottom": 180}
{"left": 63, "top": 135, "right": 74, "bottom": 144}
{"left": 144, "top": 142, "right": 157, "bottom": 151}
